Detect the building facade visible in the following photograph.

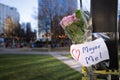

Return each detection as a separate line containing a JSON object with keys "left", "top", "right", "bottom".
{"left": 0, "top": 3, "right": 20, "bottom": 47}
{"left": 0, "top": 3, "right": 20, "bottom": 37}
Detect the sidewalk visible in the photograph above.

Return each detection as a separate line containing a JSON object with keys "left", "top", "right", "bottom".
{"left": 50, "top": 52, "right": 82, "bottom": 73}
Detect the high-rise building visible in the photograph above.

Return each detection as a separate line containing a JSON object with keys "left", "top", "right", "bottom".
{"left": 0, "top": 3, "right": 20, "bottom": 37}
{"left": 21, "top": 22, "right": 26, "bottom": 32}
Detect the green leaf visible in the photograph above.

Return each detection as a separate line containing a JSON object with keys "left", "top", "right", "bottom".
{"left": 75, "top": 10, "right": 82, "bottom": 19}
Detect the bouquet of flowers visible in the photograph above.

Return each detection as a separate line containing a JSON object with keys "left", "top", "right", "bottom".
{"left": 60, "top": 10, "right": 90, "bottom": 44}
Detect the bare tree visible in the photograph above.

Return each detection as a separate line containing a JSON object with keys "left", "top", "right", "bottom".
{"left": 4, "top": 17, "right": 13, "bottom": 38}
{"left": 38, "top": 0, "right": 77, "bottom": 47}
{"left": 4, "top": 16, "right": 20, "bottom": 47}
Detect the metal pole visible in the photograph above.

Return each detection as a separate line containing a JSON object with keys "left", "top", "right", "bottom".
{"left": 80, "top": 0, "right": 82, "bottom": 9}
{"left": 91, "top": 0, "right": 119, "bottom": 80}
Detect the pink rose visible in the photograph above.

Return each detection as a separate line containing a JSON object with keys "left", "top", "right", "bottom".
{"left": 60, "top": 13, "right": 80, "bottom": 29}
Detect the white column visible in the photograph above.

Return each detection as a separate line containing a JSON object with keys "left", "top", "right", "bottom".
{"left": 77, "top": 0, "right": 80, "bottom": 10}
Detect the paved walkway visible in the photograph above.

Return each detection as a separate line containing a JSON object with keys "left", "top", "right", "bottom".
{"left": 50, "top": 52, "right": 82, "bottom": 72}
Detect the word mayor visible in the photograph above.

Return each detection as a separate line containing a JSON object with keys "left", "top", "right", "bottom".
{"left": 82, "top": 45, "right": 102, "bottom": 64}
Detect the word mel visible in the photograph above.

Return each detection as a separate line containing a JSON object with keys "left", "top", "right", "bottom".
{"left": 82, "top": 45, "right": 102, "bottom": 64}
{"left": 85, "top": 52, "right": 102, "bottom": 64}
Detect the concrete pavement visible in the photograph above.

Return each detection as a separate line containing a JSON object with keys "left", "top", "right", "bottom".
{"left": 50, "top": 52, "right": 82, "bottom": 72}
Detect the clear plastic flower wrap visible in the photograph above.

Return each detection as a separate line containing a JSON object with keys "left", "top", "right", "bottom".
{"left": 60, "top": 10, "right": 90, "bottom": 44}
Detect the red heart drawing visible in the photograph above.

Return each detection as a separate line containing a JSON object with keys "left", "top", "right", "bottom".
{"left": 71, "top": 49, "right": 80, "bottom": 61}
